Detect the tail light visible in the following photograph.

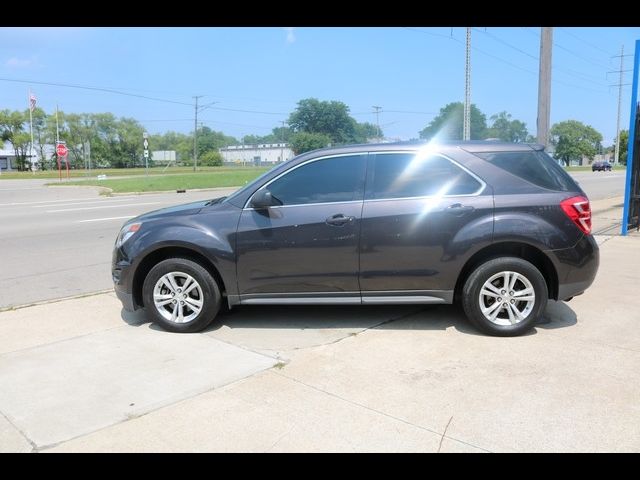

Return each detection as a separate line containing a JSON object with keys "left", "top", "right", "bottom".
{"left": 560, "top": 196, "right": 592, "bottom": 235}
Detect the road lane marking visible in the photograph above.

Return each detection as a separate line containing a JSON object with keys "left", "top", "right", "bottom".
{"left": 76, "top": 216, "right": 136, "bottom": 223}
{"left": 32, "top": 198, "right": 143, "bottom": 208}
{"left": 0, "top": 196, "right": 141, "bottom": 207}
{"left": 47, "top": 202, "right": 161, "bottom": 213}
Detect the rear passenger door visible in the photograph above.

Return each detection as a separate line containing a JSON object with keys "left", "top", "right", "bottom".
{"left": 359, "top": 151, "right": 494, "bottom": 301}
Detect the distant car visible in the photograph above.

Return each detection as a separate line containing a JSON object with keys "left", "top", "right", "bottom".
{"left": 592, "top": 161, "right": 612, "bottom": 172}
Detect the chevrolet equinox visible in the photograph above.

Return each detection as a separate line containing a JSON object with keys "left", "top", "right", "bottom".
{"left": 112, "top": 141, "right": 599, "bottom": 336}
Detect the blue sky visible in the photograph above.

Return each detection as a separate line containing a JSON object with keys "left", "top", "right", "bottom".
{"left": 1, "top": 26, "right": 639, "bottom": 145}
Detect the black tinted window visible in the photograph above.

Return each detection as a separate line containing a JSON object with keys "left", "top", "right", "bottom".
{"left": 370, "top": 153, "right": 482, "bottom": 199}
{"left": 475, "top": 150, "right": 580, "bottom": 192}
{"left": 267, "top": 155, "right": 366, "bottom": 205}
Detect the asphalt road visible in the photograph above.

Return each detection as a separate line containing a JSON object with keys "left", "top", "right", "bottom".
{"left": 569, "top": 170, "right": 626, "bottom": 200}
{"left": 0, "top": 180, "right": 237, "bottom": 308}
{"left": 0, "top": 171, "right": 627, "bottom": 309}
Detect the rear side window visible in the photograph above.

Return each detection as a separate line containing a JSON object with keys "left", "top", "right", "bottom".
{"left": 370, "top": 153, "right": 483, "bottom": 200}
{"left": 474, "top": 150, "right": 580, "bottom": 192}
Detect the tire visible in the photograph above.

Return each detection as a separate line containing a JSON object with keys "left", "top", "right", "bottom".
{"left": 142, "top": 257, "right": 221, "bottom": 333}
{"left": 461, "top": 257, "right": 548, "bottom": 337}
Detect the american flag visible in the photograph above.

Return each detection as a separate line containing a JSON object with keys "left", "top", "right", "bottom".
{"left": 29, "top": 92, "right": 37, "bottom": 112}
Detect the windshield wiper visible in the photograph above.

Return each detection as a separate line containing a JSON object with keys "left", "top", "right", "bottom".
{"left": 204, "top": 196, "right": 227, "bottom": 206}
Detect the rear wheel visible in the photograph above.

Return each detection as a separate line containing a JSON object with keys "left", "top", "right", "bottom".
{"left": 461, "top": 257, "right": 548, "bottom": 336}
{"left": 142, "top": 257, "right": 221, "bottom": 333}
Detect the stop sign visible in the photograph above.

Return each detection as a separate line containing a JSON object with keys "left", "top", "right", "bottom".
{"left": 56, "top": 143, "right": 68, "bottom": 157}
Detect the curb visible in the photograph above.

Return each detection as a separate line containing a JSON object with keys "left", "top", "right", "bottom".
{"left": 0, "top": 289, "right": 113, "bottom": 313}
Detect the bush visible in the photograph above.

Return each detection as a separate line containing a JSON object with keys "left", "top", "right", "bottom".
{"left": 199, "top": 151, "right": 223, "bottom": 166}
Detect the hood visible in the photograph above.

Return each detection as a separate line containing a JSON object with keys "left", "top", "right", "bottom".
{"left": 133, "top": 199, "right": 214, "bottom": 222}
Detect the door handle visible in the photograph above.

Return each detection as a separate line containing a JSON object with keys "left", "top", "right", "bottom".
{"left": 446, "top": 203, "right": 475, "bottom": 215}
{"left": 325, "top": 214, "right": 355, "bottom": 226}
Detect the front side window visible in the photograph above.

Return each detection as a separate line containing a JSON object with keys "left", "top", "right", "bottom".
{"left": 266, "top": 154, "right": 366, "bottom": 206}
{"left": 370, "top": 153, "right": 483, "bottom": 200}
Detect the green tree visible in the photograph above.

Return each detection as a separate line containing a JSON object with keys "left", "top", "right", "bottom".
{"left": 29, "top": 107, "right": 51, "bottom": 169}
{"left": 12, "top": 131, "right": 32, "bottom": 170}
{"left": 199, "top": 150, "right": 223, "bottom": 166}
{"left": 288, "top": 98, "right": 359, "bottom": 144}
{"left": 550, "top": 120, "right": 603, "bottom": 165}
{"left": 197, "top": 126, "right": 237, "bottom": 156}
{"left": 618, "top": 130, "right": 629, "bottom": 164}
{"left": 355, "top": 122, "right": 381, "bottom": 142}
{"left": 486, "top": 111, "right": 528, "bottom": 142}
{"left": 0, "top": 110, "right": 30, "bottom": 170}
{"left": 116, "top": 117, "right": 146, "bottom": 168}
{"left": 290, "top": 131, "right": 331, "bottom": 154}
{"left": 419, "top": 102, "right": 487, "bottom": 141}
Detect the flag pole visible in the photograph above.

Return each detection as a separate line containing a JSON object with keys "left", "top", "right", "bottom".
{"left": 56, "top": 104, "right": 61, "bottom": 182}
{"left": 28, "top": 89, "right": 35, "bottom": 174}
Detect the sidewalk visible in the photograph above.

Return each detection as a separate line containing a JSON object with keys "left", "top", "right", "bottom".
{"left": 590, "top": 196, "right": 624, "bottom": 237}
{"left": 1, "top": 235, "right": 639, "bottom": 452}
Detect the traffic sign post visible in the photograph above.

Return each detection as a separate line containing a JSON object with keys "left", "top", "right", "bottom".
{"left": 56, "top": 142, "right": 69, "bottom": 181}
{"left": 143, "top": 132, "right": 149, "bottom": 175}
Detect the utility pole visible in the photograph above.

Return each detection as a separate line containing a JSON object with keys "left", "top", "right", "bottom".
{"left": 609, "top": 46, "right": 633, "bottom": 165}
{"left": 372, "top": 106, "right": 383, "bottom": 142}
{"left": 463, "top": 27, "right": 471, "bottom": 141}
{"left": 193, "top": 95, "right": 203, "bottom": 172}
{"left": 537, "top": 27, "right": 553, "bottom": 149}
{"left": 280, "top": 120, "right": 286, "bottom": 162}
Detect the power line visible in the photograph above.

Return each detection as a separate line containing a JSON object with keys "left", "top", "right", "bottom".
{"left": 558, "top": 27, "right": 615, "bottom": 58}
{"left": 0, "top": 77, "right": 193, "bottom": 106}
{"left": 553, "top": 41, "right": 610, "bottom": 70}
{"left": 406, "top": 26, "right": 608, "bottom": 95}
{"left": 476, "top": 28, "right": 607, "bottom": 86}
{"left": 473, "top": 27, "right": 538, "bottom": 61}
{"left": 401, "top": 27, "right": 452, "bottom": 40}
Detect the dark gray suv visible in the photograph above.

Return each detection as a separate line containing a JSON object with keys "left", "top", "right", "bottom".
{"left": 112, "top": 141, "right": 599, "bottom": 336}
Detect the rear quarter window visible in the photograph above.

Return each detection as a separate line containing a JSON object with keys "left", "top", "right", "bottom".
{"left": 474, "top": 150, "right": 581, "bottom": 192}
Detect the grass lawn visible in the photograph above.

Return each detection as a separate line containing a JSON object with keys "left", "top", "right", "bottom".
{"left": 47, "top": 167, "right": 270, "bottom": 193}
{"left": 0, "top": 166, "right": 265, "bottom": 180}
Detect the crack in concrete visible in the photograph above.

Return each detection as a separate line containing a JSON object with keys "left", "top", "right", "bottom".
{"left": 437, "top": 415, "right": 453, "bottom": 453}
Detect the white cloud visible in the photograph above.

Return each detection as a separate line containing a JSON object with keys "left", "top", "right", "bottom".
{"left": 283, "top": 27, "right": 295, "bottom": 44}
{"left": 5, "top": 57, "right": 35, "bottom": 68}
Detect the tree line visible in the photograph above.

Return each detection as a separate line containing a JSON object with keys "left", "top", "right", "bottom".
{"left": 0, "top": 98, "right": 619, "bottom": 171}
{"left": 419, "top": 101, "right": 618, "bottom": 165}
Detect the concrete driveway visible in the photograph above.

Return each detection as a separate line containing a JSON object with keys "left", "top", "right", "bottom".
{"left": 1, "top": 234, "right": 639, "bottom": 452}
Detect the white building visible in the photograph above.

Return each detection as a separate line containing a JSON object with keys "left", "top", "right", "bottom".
{"left": 219, "top": 143, "right": 294, "bottom": 166}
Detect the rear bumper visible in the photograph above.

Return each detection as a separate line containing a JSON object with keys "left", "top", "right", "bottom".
{"left": 550, "top": 234, "right": 599, "bottom": 301}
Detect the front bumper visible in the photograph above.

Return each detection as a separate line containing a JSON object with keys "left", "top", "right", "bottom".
{"left": 114, "top": 285, "right": 136, "bottom": 311}
{"left": 112, "top": 245, "right": 138, "bottom": 311}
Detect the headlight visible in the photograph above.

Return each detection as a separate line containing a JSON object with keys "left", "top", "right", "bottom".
{"left": 116, "top": 222, "right": 142, "bottom": 248}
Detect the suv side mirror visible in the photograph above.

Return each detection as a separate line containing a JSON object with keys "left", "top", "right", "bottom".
{"left": 250, "top": 189, "right": 275, "bottom": 209}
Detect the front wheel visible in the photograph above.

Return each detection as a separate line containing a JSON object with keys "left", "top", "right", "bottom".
{"left": 461, "top": 257, "right": 548, "bottom": 337}
{"left": 142, "top": 257, "right": 221, "bottom": 333}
